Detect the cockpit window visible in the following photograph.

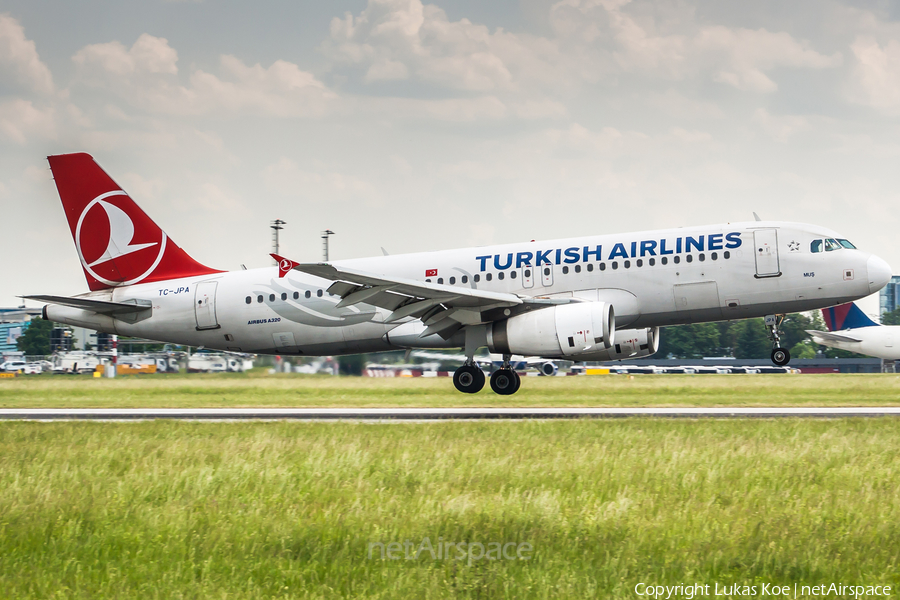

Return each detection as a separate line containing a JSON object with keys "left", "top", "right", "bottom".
{"left": 838, "top": 239, "right": 856, "bottom": 249}
{"left": 825, "top": 238, "right": 842, "bottom": 252}
{"left": 810, "top": 239, "right": 823, "bottom": 253}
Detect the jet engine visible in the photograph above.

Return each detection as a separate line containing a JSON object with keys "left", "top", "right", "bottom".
{"left": 538, "top": 362, "right": 558, "bottom": 376}
{"left": 487, "top": 302, "right": 614, "bottom": 358}
{"left": 569, "top": 327, "right": 660, "bottom": 361}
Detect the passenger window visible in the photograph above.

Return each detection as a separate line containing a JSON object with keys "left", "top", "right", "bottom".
{"left": 612, "top": 261, "right": 618, "bottom": 270}
{"left": 449, "top": 277, "right": 456, "bottom": 284}
{"left": 587, "top": 263, "right": 594, "bottom": 272}
{"left": 699, "top": 254, "right": 705, "bottom": 262}
{"left": 293, "top": 292, "right": 299, "bottom": 300}
{"left": 825, "top": 239, "right": 841, "bottom": 252}
{"left": 686, "top": 255, "right": 693, "bottom": 263}
{"left": 462, "top": 275, "right": 468, "bottom": 284}
{"left": 305, "top": 291, "right": 311, "bottom": 299}
{"left": 723, "top": 251, "right": 730, "bottom": 259}
{"left": 649, "top": 258, "right": 655, "bottom": 266}
{"left": 544, "top": 267, "right": 550, "bottom": 276}
{"left": 257, "top": 295, "right": 264, "bottom": 303}
{"left": 524, "top": 269, "right": 531, "bottom": 277}
{"left": 574, "top": 265, "right": 581, "bottom": 273}
{"left": 599, "top": 263, "right": 606, "bottom": 271}
{"left": 673, "top": 256, "right": 680, "bottom": 264}
{"left": 245, "top": 296, "right": 251, "bottom": 304}
{"left": 838, "top": 239, "right": 856, "bottom": 249}
{"left": 510, "top": 271, "right": 517, "bottom": 279}
{"left": 317, "top": 290, "right": 323, "bottom": 297}
{"left": 624, "top": 260, "right": 630, "bottom": 268}
{"left": 498, "top": 272, "right": 505, "bottom": 280}
{"left": 661, "top": 257, "right": 668, "bottom": 265}
{"left": 281, "top": 293, "right": 287, "bottom": 301}
{"left": 562, "top": 266, "right": 569, "bottom": 274}
{"left": 711, "top": 253, "right": 717, "bottom": 261}
{"left": 474, "top": 274, "right": 480, "bottom": 282}
{"left": 269, "top": 294, "right": 275, "bottom": 302}
{"left": 810, "top": 239, "right": 823, "bottom": 253}
{"left": 437, "top": 278, "right": 443, "bottom": 284}
{"left": 636, "top": 259, "right": 643, "bottom": 267}
{"left": 486, "top": 273, "right": 493, "bottom": 281}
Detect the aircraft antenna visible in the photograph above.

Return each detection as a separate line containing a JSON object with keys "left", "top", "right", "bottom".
{"left": 271, "top": 219, "right": 287, "bottom": 264}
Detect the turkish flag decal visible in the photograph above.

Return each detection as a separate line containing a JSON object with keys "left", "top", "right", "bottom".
{"left": 425, "top": 268, "right": 438, "bottom": 277}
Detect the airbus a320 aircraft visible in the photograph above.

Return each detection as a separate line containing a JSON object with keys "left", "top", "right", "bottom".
{"left": 27, "top": 153, "right": 892, "bottom": 394}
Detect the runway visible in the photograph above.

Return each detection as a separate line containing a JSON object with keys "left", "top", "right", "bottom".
{"left": 2, "top": 407, "right": 900, "bottom": 420}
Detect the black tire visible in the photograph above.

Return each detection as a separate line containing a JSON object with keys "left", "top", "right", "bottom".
{"left": 453, "top": 365, "right": 484, "bottom": 393}
{"left": 490, "top": 369, "right": 517, "bottom": 395}
{"left": 511, "top": 370, "right": 521, "bottom": 394}
{"left": 771, "top": 347, "right": 791, "bottom": 366}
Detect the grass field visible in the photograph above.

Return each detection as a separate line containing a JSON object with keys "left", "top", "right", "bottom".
{"left": 2, "top": 371, "right": 900, "bottom": 408}
{"left": 1, "top": 419, "right": 899, "bottom": 598}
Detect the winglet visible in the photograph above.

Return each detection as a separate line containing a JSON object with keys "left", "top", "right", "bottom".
{"left": 270, "top": 253, "right": 299, "bottom": 278}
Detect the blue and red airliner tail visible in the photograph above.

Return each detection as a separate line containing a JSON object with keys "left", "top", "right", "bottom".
{"left": 821, "top": 302, "right": 879, "bottom": 331}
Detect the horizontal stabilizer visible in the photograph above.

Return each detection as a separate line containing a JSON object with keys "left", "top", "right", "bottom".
{"left": 22, "top": 295, "right": 152, "bottom": 316}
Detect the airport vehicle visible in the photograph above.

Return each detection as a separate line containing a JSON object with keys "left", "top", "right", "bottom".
{"left": 27, "top": 153, "right": 891, "bottom": 394}
{"left": 0, "top": 360, "right": 27, "bottom": 373}
{"left": 807, "top": 302, "right": 900, "bottom": 360}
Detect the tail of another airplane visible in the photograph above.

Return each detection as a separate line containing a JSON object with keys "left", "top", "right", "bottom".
{"left": 48, "top": 153, "right": 221, "bottom": 291}
{"left": 821, "top": 302, "right": 879, "bottom": 331}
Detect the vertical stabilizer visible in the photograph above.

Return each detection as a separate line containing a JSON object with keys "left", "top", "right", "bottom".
{"left": 821, "top": 302, "right": 879, "bottom": 331}
{"left": 48, "top": 153, "right": 221, "bottom": 291}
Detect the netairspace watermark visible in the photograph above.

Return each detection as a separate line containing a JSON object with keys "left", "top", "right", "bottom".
{"left": 634, "top": 582, "right": 892, "bottom": 599}
{"left": 368, "top": 537, "right": 532, "bottom": 567}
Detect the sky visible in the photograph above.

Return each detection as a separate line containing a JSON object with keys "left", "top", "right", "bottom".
{"left": 2, "top": 0, "right": 900, "bottom": 316}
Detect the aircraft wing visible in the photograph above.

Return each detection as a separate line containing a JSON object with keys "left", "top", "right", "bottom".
{"left": 290, "top": 262, "right": 575, "bottom": 337}
{"left": 22, "top": 295, "right": 152, "bottom": 316}
{"left": 806, "top": 329, "right": 863, "bottom": 344}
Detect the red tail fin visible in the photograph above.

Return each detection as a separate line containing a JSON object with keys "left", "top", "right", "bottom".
{"left": 48, "top": 153, "right": 221, "bottom": 291}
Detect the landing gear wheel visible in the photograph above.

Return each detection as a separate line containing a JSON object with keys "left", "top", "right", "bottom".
{"left": 510, "top": 370, "right": 521, "bottom": 394}
{"left": 454, "top": 365, "right": 485, "bottom": 393}
{"left": 771, "top": 347, "right": 791, "bottom": 367}
{"left": 490, "top": 369, "right": 519, "bottom": 395}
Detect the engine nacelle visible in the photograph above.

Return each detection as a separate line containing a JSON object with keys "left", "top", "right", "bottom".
{"left": 487, "top": 302, "right": 614, "bottom": 358}
{"left": 43, "top": 305, "right": 119, "bottom": 334}
{"left": 538, "top": 362, "right": 558, "bottom": 376}
{"left": 568, "top": 327, "right": 660, "bottom": 362}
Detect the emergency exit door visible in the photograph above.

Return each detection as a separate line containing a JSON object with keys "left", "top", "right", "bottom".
{"left": 753, "top": 229, "right": 781, "bottom": 278}
{"left": 195, "top": 281, "right": 220, "bottom": 330}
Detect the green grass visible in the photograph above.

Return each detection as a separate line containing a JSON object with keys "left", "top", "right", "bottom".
{"left": 1, "top": 420, "right": 899, "bottom": 598}
{"left": 2, "top": 372, "right": 900, "bottom": 407}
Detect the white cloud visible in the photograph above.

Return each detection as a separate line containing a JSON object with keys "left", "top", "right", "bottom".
{"left": 0, "top": 14, "right": 54, "bottom": 95}
{"left": 754, "top": 108, "right": 809, "bottom": 143}
{"left": 73, "top": 35, "right": 335, "bottom": 118}
{"left": 848, "top": 36, "right": 900, "bottom": 113}
{"left": 0, "top": 99, "right": 56, "bottom": 144}
{"left": 326, "top": 0, "right": 565, "bottom": 92}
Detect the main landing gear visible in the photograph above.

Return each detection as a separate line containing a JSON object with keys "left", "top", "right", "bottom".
{"left": 451, "top": 354, "right": 521, "bottom": 395}
{"left": 453, "top": 363, "right": 485, "bottom": 394}
{"left": 489, "top": 355, "right": 521, "bottom": 395}
{"left": 765, "top": 314, "right": 791, "bottom": 367}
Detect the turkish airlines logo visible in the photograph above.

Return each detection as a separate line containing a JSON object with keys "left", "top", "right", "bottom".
{"left": 75, "top": 190, "right": 167, "bottom": 286}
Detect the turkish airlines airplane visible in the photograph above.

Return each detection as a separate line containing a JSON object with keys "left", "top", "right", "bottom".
{"left": 807, "top": 303, "right": 900, "bottom": 360}
{"left": 27, "top": 153, "right": 892, "bottom": 394}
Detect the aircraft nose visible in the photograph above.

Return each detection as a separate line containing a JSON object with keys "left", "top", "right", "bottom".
{"left": 867, "top": 254, "right": 892, "bottom": 294}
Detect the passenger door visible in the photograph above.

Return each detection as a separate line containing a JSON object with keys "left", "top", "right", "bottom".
{"left": 753, "top": 229, "right": 781, "bottom": 278}
{"left": 194, "top": 281, "right": 220, "bottom": 330}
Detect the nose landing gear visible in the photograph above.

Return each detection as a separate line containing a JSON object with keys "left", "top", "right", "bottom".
{"left": 765, "top": 314, "right": 791, "bottom": 366}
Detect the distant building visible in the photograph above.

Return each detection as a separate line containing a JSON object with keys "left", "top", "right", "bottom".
{"left": 879, "top": 275, "right": 900, "bottom": 319}
{"left": 0, "top": 307, "right": 42, "bottom": 355}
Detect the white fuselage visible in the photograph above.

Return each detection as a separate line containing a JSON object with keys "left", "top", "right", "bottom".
{"left": 810, "top": 326, "right": 900, "bottom": 360}
{"left": 46, "top": 220, "right": 888, "bottom": 357}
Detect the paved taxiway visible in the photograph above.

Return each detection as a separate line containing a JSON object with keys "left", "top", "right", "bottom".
{"left": 2, "top": 407, "right": 900, "bottom": 420}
